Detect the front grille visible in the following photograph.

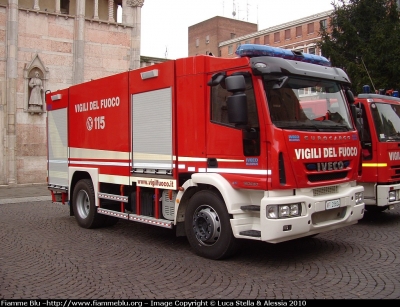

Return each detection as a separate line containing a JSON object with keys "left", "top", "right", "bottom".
{"left": 391, "top": 165, "right": 400, "bottom": 179}
{"left": 313, "top": 185, "right": 338, "bottom": 197}
{"left": 308, "top": 171, "right": 348, "bottom": 182}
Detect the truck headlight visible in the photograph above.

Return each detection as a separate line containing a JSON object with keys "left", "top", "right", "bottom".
{"left": 267, "top": 203, "right": 302, "bottom": 219}
{"left": 355, "top": 192, "right": 364, "bottom": 205}
{"left": 389, "top": 190, "right": 397, "bottom": 202}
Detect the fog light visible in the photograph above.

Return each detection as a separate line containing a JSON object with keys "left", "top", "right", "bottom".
{"left": 290, "top": 204, "right": 299, "bottom": 215}
{"left": 267, "top": 206, "right": 278, "bottom": 219}
{"left": 389, "top": 190, "right": 396, "bottom": 202}
{"left": 279, "top": 205, "right": 290, "bottom": 217}
{"left": 283, "top": 225, "right": 292, "bottom": 231}
{"left": 355, "top": 192, "right": 364, "bottom": 205}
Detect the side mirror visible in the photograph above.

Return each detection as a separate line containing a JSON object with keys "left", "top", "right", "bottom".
{"left": 345, "top": 89, "right": 355, "bottom": 104}
{"left": 225, "top": 75, "right": 246, "bottom": 92}
{"left": 225, "top": 75, "right": 248, "bottom": 125}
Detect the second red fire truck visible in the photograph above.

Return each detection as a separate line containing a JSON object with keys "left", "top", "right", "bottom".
{"left": 356, "top": 85, "right": 400, "bottom": 212}
{"left": 46, "top": 44, "right": 365, "bottom": 259}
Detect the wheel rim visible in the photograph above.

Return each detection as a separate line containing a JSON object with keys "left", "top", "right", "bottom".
{"left": 192, "top": 205, "right": 221, "bottom": 246}
{"left": 76, "top": 189, "right": 90, "bottom": 219}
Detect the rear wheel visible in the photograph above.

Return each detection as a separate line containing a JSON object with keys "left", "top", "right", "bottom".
{"left": 185, "top": 190, "right": 240, "bottom": 260}
{"left": 73, "top": 179, "right": 107, "bottom": 228}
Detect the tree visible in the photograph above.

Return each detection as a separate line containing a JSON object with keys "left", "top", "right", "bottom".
{"left": 318, "top": 0, "right": 400, "bottom": 94}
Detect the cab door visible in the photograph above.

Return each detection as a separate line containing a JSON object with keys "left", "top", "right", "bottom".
{"left": 206, "top": 73, "right": 262, "bottom": 176}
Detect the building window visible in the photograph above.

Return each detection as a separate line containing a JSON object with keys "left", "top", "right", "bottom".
{"left": 274, "top": 32, "right": 280, "bottom": 43}
{"left": 285, "top": 29, "right": 291, "bottom": 40}
{"left": 296, "top": 26, "right": 302, "bottom": 37}
{"left": 245, "top": 40, "right": 251, "bottom": 44}
{"left": 236, "top": 42, "right": 241, "bottom": 51}
{"left": 320, "top": 19, "right": 327, "bottom": 30}
{"left": 61, "top": 0, "right": 69, "bottom": 14}
{"left": 264, "top": 35, "right": 269, "bottom": 45}
{"left": 308, "top": 47, "right": 316, "bottom": 55}
{"left": 228, "top": 45, "right": 233, "bottom": 55}
{"left": 206, "top": 35, "right": 210, "bottom": 44}
{"left": 307, "top": 23, "right": 314, "bottom": 34}
{"left": 196, "top": 38, "right": 199, "bottom": 47}
{"left": 254, "top": 37, "right": 260, "bottom": 44}
{"left": 231, "top": 33, "right": 236, "bottom": 39}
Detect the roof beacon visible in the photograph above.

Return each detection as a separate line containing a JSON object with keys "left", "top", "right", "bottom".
{"left": 235, "top": 44, "right": 331, "bottom": 67}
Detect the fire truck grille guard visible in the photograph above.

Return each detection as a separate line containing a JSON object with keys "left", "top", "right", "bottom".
{"left": 307, "top": 171, "right": 348, "bottom": 183}
{"left": 312, "top": 185, "right": 338, "bottom": 197}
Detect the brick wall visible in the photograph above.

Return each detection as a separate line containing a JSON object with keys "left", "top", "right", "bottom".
{"left": 189, "top": 16, "right": 257, "bottom": 57}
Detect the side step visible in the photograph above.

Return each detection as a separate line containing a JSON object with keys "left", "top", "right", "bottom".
{"left": 239, "top": 230, "right": 261, "bottom": 237}
{"left": 241, "top": 205, "right": 260, "bottom": 211}
{"left": 97, "top": 208, "right": 174, "bottom": 229}
{"left": 240, "top": 205, "right": 261, "bottom": 237}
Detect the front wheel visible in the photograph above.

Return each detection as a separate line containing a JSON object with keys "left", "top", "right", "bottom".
{"left": 185, "top": 190, "right": 240, "bottom": 260}
{"left": 72, "top": 179, "right": 107, "bottom": 228}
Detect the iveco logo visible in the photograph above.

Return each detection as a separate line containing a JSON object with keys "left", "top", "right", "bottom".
{"left": 303, "top": 134, "right": 350, "bottom": 141}
{"left": 317, "top": 161, "right": 344, "bottom": 171}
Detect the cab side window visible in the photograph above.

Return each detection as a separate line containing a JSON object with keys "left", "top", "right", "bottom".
{"left": 210, "top": 83, "right": 234, "bottom": 127}
{"left": 210, "top": 74, "right": 260, "bottom": 156}
{"left": 210, "top": 74, "right": 259, "bottom": 130}
{"left": 361, "top": 104, "right": 372, "bottom": 160}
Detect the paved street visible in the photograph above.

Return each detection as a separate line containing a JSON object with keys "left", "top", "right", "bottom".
{"left": 0, "top": 194, "right": 400, "bottom": 299}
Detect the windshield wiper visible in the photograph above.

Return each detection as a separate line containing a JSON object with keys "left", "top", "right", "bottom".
{"left": 275, "top": 124, "right": 321, "bottom": 131}
{"left": 328, "top": 124, "right": 350, "bottom": 131}
{"left": 386, "top": 134, "right": 400, "bottom": 141}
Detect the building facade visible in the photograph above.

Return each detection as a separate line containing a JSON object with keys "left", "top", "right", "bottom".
{"left": 219, "top": 10, "right": 333, "bottom": 58}
{"left": 0, "top": 0, "right": 167, "bottom": 186}
{"left": 188, "top": 16, "right": 257, "bottom": 57}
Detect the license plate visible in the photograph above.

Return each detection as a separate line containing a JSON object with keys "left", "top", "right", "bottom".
{"left": 326, "top": 199, "right": 340, "bottom": 210}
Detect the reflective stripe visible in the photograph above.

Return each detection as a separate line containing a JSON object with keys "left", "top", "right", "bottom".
{"left": 362, "top": 163, "right": 387, "bottom": 167}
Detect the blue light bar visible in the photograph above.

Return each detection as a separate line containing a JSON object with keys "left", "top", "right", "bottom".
{"left": 235, "top": 44, "right": 331, "bottom": 67}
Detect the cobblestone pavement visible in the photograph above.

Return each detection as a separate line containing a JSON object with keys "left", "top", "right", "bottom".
{"left": 0, "top": 196, "right": 400, "bottom": 299}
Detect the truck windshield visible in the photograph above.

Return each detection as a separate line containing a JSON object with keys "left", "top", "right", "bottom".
{"left": 370, "top": 103, "right": 400, "bottom": 142}
{"left": 263, "top": 76, "right": 353, "bottom": 132}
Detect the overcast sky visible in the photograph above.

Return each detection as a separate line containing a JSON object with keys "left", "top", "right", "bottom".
{"left": 137, "top": 0, "right": 335, "bottom": 59}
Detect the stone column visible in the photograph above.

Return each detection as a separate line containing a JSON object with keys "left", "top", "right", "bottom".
{"left": 108, "top": 0, "right": 115, "bottom": 22}
{"left": 33, "top": 0, "right": 40, "bottom": 10}
{"left": 93, "top": 0, "right": 99, "bottom": 20}
{"left": 55, "top": 0, "right": 61, "bottom": 14}
{"left": 123, "top": 0, "right": 144, "bottom": 70}
{"left": 5, "top": 0, "right": 19, "bottom": 184}
{"left": 73, "top": 0, "right": 85, "bottom": 84}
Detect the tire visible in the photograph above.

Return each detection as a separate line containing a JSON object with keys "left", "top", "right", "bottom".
{"left": 365, "top": 205, "right": 388, "bottom": 213}
{"left": 72, "top": 179, "right": 107, "bottom": 228}
{"left": 185, "top": 190, "right": 240, "bottom": 260}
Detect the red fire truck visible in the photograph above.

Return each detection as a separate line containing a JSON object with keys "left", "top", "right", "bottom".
{"left": 46, "top": 44, "right": 365, "bottom": 259}
{"left": 356, "top": 85, "right": 400, "bottom": 212}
